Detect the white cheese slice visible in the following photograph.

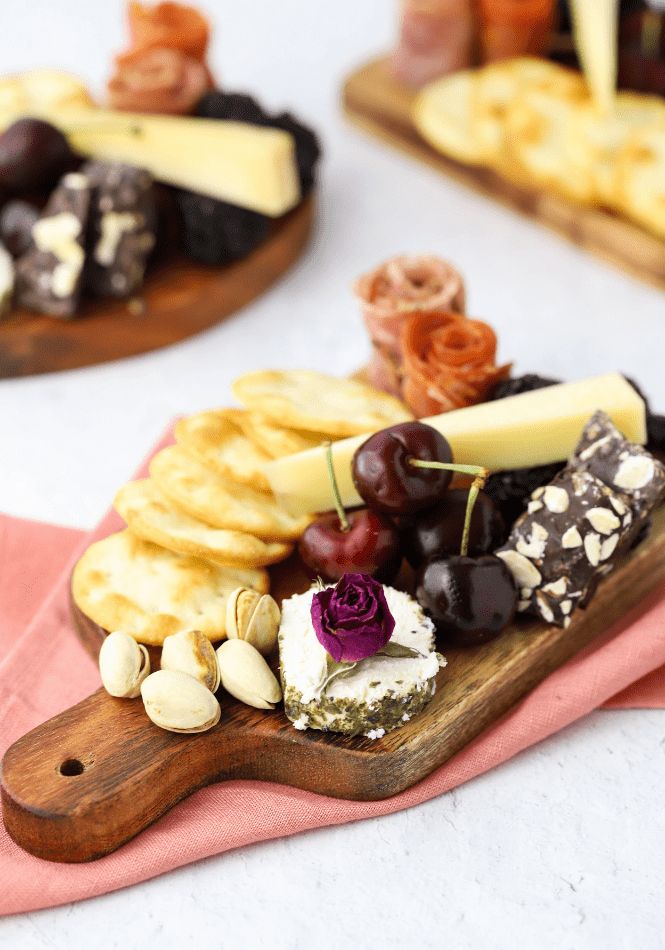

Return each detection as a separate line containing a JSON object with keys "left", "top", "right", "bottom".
{"left": 570, "top": 0, "right": 618, "bottom": 114}
{"left": 0, "top": 107, "right": 301, "bottom": 217}
{"left": 265, "top": 373, "right": 646, "bottom": 516}
{"left": 279, "top": 585, "right": 443, "bottom": 738}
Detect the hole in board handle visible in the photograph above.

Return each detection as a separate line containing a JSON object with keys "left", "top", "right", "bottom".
{"left": 59, "top": 758, "right": 85, "bottom": 777}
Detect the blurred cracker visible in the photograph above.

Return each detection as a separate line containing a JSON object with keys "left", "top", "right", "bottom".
{"left": 175, "top": 408, "right": 272, "bottom": 490}
{"left": 234, "top": 410, "right": 329, "bottom": 459}
{"left": 567, "top": 93, "right": 665, "bottom": 207}
{"left": 71, "top": 528, "right": 268, "bottom": 646}
{"left": 505, "top": 83, "right": 594, "bottom": 203}
{"left": 150, "top": 443, "right": 312, "bottom": 541}
{"left": 413, "top": 70, "right": 485, "bottom": 166}
{"left": 614, "top": 120, "right": 665, "bottom": 239}
{"left": 115, "top": 479, "right": 293, "bottom": 568}
{"left": 471, "top": 57, "right": 585, "bottom": 170}
{"left": 231, "top": 369, "right": 412, "bottom": 438}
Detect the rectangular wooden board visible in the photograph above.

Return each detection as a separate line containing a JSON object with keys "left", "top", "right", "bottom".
{"left": 2, "top": 503, "right": 665, "bottom": 862}
{"left": 342, "top": 56, "right": 665, "bottom": 292}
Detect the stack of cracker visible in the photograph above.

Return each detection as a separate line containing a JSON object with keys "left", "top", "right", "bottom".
{"left": 414, "top": 57, "right": 665, "bottom": 239}
{"left": 72, "top": 370, "right": 412, "bottom": 646}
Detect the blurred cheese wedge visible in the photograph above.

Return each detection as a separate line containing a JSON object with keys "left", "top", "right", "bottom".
{"left": 413, "top": 70, "right": 484, "bottom": 165}
{"left": 570, "top": 0, "right": 618, "bottom": 115}
{"left": 265, "top": 374, "right": 646, "bottom": 516}
{"left": 615, "top": 121, "right": 665, "bottom": 238}
{"left": 0, "top": 107, "right": 300, "bottom": 217}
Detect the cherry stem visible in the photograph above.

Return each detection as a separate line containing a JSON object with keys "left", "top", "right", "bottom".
{"left": 324, "top": 441, "right": 350, "bottom": 532}
{"left": 407, "top": 457, "right": 490, "bottom": 557}
{"left": 460, "top": 474, "right": 487, "bottom": 557}
{"left": 408, "top": 459, "right": 488, "bottom": 478}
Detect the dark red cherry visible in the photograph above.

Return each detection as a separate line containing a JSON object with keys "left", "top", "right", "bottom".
{"left": 0, "top": 118, "right": 74, "bottom": 192}
{"left": 352, "top": 421, "right": 453, "bottom": 516}
{"left": 298, "top": 508, "right": 401, "bottom": 583}
{"left": 415, "top": 554, "right": 517, "bottom": 646}
{"left": 402, "top": 489, "right": 506, "bottom": 567}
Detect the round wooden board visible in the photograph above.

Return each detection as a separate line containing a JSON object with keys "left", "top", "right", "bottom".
{"left": 0, "top": 196, "right": 314, "bottom": 379}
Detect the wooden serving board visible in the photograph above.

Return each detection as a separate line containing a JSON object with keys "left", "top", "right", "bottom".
{"left": 0, "top": 196, "right": 314, "bottom": 380}
{"left": 342, "top": 57, "right": 665, "bottom": 291}
{"left": 2, "top": 506, "right": 665, "bottom": 863}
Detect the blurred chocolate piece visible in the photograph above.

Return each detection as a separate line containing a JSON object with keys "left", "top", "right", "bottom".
{"left": 83, "top": 161, "right": 156, "bottom": 298}
{"left": 0, "top": 201, "right": 40, "bottom": 258}
{"left": 15, "top": 172, "right": 91, "bottom": 318}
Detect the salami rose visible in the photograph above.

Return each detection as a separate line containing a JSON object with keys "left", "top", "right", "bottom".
{"left": 126, "top": 1, "right": 211, "bottom": 62}
{"left": 108, "top": 46, "right": 211, "bottom": 115}
{"left": 355, "top": 255, "right": 465, "bottom": 396}
{"left": 401, "top": 309, "right": 511, "bottom": 416}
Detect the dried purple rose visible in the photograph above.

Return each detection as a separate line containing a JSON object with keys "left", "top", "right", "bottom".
{"left": 311, "top": 572, "right": 396, "bottom": 663}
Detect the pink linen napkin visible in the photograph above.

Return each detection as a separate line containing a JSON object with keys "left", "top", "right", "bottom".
{"left": 1, "top": 431, "right": 665, "bottom": 915}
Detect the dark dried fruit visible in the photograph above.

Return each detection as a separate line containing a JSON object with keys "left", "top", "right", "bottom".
{"left": 484, "top": 461, "right": 565, "bottom": 526}
{"left": 0, "top": 118, "right": 74, "bottom": 192}
{"left": 195, "top": 90, "right": 268, "bottom": 125}
{"left": 490, "top": 373, "right": 560, "bottom": 401}
{"left": 175, "top": 190, "right": 269, "bottom": 265}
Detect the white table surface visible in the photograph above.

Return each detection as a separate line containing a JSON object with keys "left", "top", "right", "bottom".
{"left": 1, "top": 1, "right": 665, "bottom": 946}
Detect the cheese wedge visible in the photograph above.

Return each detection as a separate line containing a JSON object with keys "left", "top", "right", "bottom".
{"left": 265, "top": 374, "right": 646, "bottom": 516}
{"left": 570, "top": 0, "right": 618, "bottom": 115}
{"left": 0, "top": 107, "right": 300, "bottom": 217}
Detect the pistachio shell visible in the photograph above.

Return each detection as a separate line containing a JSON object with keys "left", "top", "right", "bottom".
{"left": 160, "top": 629, "right": 220, "bottom": 692}
{"left": 226, "top": 587, "right": 280, "bottom": 656}
{"left": 99, "top": 630, "right": 150, "bottom": 698}
{"left": 140, "top": 669, "right": 220, "bottom": 733}
{"left": 216, "top": 639, "right": 282, "bottom": 710}
{"left": 244, "top": 594, "right": 281, "bottom": 656}
{"left": 226, "top": 587, "right": 261, "bottom": 639}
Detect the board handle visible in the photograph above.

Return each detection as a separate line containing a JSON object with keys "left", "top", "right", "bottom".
{"left": 0, "top": 687, "right": 265, "bottom": 863}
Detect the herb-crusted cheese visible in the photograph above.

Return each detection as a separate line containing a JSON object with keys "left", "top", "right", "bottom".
{"left": 278, "top": 585, "right": 445, "bottom": 739}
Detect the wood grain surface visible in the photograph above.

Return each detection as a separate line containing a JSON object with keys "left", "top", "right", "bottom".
{"left": 3, "top": 505, "right": 665, "bottom": 862}
{"left": 0, "top": 196, "right": 314, "bottom": 380}
{"left": 342, "top": 57, "right": 665, "bottom": 292}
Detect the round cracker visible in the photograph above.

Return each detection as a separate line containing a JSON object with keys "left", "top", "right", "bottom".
{"left": 174, "top": 408, "right": 272, "bottom": 490}
{"left": 567, "top": 93, "right": 665, "bottom": 207}
{"left": 231, "top": 369, "right": 412, "bottom": 438}
{"left": 413, "top": 70, "right": 484, "bottom": 166}
{"left": 614, "top": 120, "right": 665, "bottom": 238}
{"left": 471, "top": 57, "right": 585, "bottom": 169}
{"left": 505, "top": 83, "right": 594, "bottom": 203}
{"left": 72, "top": 529, "right": 268, "bottom": 645}
{"left": 233, "top": 410, "right": 330, "bottom": 459}
{"left": 150, "top": 444, "right": 312, "bottom": 541}
{"left": 114, "top": 479, "right": 293, "bottom": 568}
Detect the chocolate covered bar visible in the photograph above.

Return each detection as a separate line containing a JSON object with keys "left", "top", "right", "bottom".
{"left": 83, "top": 161, "right": 156, "bottom": 298}
{"left": 573, "top": 410, "right": 665, "bottom": 524}
{"left": 496, "top": 413, "right": 665, "bottom": 627}
{"left": 15, "top": 172, "right": 91, "bottom": 318}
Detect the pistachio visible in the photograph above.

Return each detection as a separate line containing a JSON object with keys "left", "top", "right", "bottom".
{"left": 140, "top": 669, "right": 220, "bottom": 733}
{"left": 99, "top": 630, "right": 150, "bottom": 698}
{"left": 226, "top": 587, "right": 280, "bottom": 656}
{"left": 216, "top": 639, "right": 282, "bottom": 710}
{"left": 160, "top": 629, "right": 220, "bottom": 692}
